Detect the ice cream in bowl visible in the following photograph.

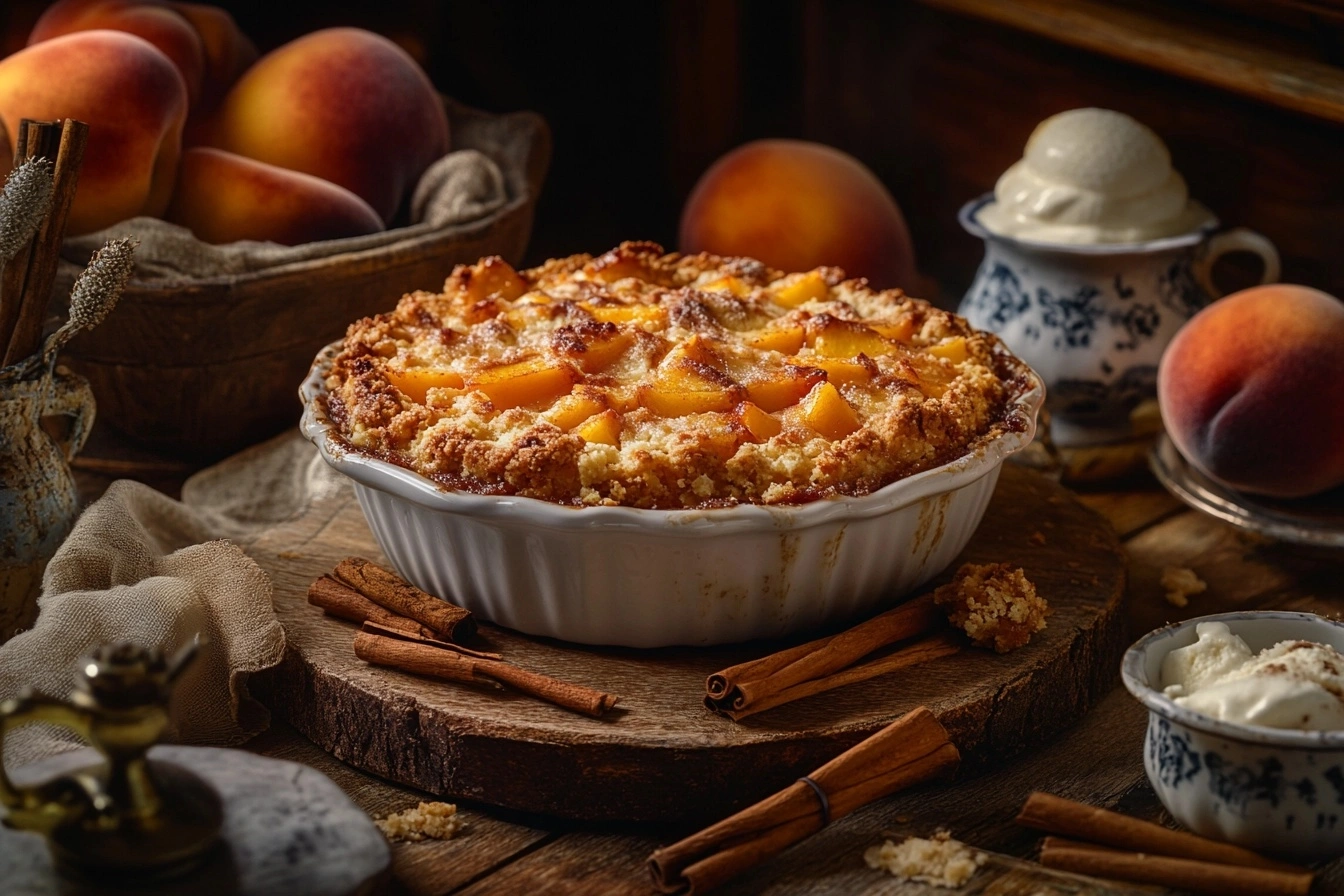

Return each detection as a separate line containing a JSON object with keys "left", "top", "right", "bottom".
{"left": 1122, "top": 611, "right": 1344, "bottom": 861}
{"left": 959, "top": 108, "right": 1280, "bottom": 449}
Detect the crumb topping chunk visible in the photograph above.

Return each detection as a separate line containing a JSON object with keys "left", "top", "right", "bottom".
{"left": 324, "top": 241, "right": 1033, "bottom": 509}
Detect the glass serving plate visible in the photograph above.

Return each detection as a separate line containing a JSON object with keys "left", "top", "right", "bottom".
{"left": 1149, "top": 434, "right": 1344, "bottom": 548}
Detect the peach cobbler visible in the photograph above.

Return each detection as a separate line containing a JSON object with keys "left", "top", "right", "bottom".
{"left": 323, "top": 242, "right": 1034, "bottom": 509}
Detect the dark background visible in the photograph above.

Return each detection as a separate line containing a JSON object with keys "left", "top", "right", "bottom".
{"left": 5, "top": 0, "right": 1343, "bottom": 305}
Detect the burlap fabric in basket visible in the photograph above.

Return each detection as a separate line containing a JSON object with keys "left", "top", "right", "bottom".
{"left": 0, "top": 434, "right": 339, "bottom": 767}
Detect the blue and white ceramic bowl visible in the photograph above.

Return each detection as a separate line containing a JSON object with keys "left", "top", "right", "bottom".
{"left": 1122, "top": 611, "right": 1344, "bottom": 861}
{"left": 958, "top": 194, "right": 1279, "bottom": 448}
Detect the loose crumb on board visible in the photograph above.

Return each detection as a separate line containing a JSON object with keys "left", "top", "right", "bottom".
{"left": 276, "top": 550, "right": 304, "bottom": 560}
{"left": 375, "top": 801, "right": 464, "bottom": 842}
{"left": 865, "top": 830, "right": 986, "bottom": 888}
{"left": 933, "top": 562, "right": 1049, "bottom": 653}
{"left": 1160, "top": 567, "right": 1207, "bottom": 608}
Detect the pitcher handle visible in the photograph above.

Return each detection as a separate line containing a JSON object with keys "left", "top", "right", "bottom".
{"left": 1193, "top": 227, "right": 1281, "bottom": 299}
{"left": 42, "top": 367, "right": 96, "bottom": 463}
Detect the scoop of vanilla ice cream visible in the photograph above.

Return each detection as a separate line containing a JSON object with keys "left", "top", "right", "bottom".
{"left": 976, "top": 108, "right": 1213, "bottom": 244}
{"left": 1161, "top": 621, "right": 1254, "bottom": 698}
{"left": 1177, "top": 674, "right": 1344, "bottom": 731}
{"left": 1161, "top": 630, "right": 1344, "bottom": 731}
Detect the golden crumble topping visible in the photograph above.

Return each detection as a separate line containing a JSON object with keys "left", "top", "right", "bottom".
{"left": 323, "top": 241, "right": 1035, "bottom": 509}
{"left": 864, "top": 830, "right": 986, "bottom": 888}
{"left": 934, "top": 562, "right": 1048, "bottom": 653}
{"left": 375, "top": 801, "right": 464, "bottom": 842}
{"left": 1161, "top": 566, "right": 1207, "bottom": 608}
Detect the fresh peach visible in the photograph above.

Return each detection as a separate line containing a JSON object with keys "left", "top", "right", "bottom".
{"left": 29, "top": 1, "right": 255, "bottom": 113}
{"left": 29, "top": 0, "right": 207, "bottom": 106}
{"left": 211, "top": 27, "right": 449, "bottom": 223}
{"left": 164, "top": 147, "right": 384, "bottom": 245}
{"left": 0, "top": 30, "right": 188, "bottom": 235}
{"left": 679, "top": 139, "right": 917, "bottom": 290}
{"left": 168, "top": 3, "right": 257, "bottom": 107}
{"left": 1158, "top": 284, "right": 1344, "bottom": 498}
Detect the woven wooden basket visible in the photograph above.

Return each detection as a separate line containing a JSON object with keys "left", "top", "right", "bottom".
{"left": 59, "top": 100, "right": 550, "bottom": 460}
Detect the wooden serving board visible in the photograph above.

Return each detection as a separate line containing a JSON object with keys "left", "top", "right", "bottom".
{"left": 250, "top": 463, "right": 1127, "bottom": 823}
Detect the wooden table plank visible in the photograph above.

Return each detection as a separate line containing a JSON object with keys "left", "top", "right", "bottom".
{"left": 1075, "top": 488, "right": 1184, "bottom": 541}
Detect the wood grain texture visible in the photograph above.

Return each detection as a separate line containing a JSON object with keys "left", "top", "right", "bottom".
{"left": 920, "top": 0, "right": 1344, "bottom": 124}
{"left": 249, "top": 463, "right": 1127, "bottom": 823}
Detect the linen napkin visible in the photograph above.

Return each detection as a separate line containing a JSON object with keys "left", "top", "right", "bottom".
{"left": 0, "top": 433, "right": 341, "bottom": 767}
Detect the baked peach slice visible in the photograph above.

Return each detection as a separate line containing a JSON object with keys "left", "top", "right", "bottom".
{"left": 771, "top": 270, "right": 829, "bottom": 308}
{"left": 745, "top": 322, "right": 805, "bottom": 355}
{"left": 800, "top": 381, "right": 860, "bottom": 440}
{"left": 466, "top": 357, "right": 579, "bottom": 410}
{"left": 575, "top": 410, "right": 623, "bottom": 446}
{"left": 736, "top": 401, "right": 782, "bottom": 442}
{"left": 807, "top": 315, "right": 894, "bottom": 358}
{"left": 545, "top": 388, "right": 610, "bottom": 431}
{"left": 743, "top": 363, "right": 826, "bottom": 412}
{"left": 385, "top": 367, "right": 464, "bottom": 405}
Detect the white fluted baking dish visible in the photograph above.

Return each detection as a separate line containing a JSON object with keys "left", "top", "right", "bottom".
{"left": 300, "top": 342, "right": 1044, "bottom": 647}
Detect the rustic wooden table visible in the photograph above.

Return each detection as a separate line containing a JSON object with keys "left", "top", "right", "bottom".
{"left": 73, "top": 455, "right": 1344, "bottom": 895}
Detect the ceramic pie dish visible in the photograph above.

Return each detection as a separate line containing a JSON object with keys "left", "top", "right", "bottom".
{"left": 299, "top": 340, "right": 1043, "bottom": 647}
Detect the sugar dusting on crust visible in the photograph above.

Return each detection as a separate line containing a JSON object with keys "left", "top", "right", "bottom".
{"left": 325, "top": 241, "right": 1032, "bottom": 509}
{"left": 934, "top": 562, "right": 1049, "bottom": 653}
{"left": 864, "top": 830, "right": 987, "bottom": 888}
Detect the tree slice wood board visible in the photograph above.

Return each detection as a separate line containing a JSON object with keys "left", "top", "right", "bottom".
{"left": 249, "top": 463, "right": 1127, "bottom": 823}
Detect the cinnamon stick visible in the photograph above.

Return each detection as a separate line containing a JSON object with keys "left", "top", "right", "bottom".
{"left": 333, "top": 557, "right": 475, "bottom": 643}
{"left": 308, "top": 574, "right": 439, "bottom": 639}
{"left": 353, "top": 626, "right": 619, "bottom": 718}
{"left": 360, "top": 621, "right": 501, "bottom": 660}
{"left": 1017, "top": 791, "right": 1305, "bottom": 873}
{"left": 5, "top": 119, "right": 89, "bottom": 366}
{"left": 1038, "top": 837, "right": 1313, "bottom": 896}
{"left": 648, "top": 706, "right": 959, "bottom": 895}
{"left": 704, "top": 594, "right": 950, "bottom": 719}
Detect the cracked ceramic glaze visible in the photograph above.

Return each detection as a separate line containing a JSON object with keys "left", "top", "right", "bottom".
{"left": 1123, "top": 611, "right": 1344, "bottom": 861}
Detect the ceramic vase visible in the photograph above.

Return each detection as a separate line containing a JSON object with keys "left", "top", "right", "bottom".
{"left": 0, "top": 362, "right": 94, "bottom": 641}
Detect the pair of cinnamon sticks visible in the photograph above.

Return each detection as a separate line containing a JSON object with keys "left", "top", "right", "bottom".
{"left": 1019, "top": 791, "right": 1314, "bottom": 896}
{"left": 648, "top": 706, "right": 960, "bottom": 895}
{"left": 704, "top": 594, "right": 961, "bottom": 720}
{"left": 309, "top": 558, "right": 619, "bottom": 718}
{"left": 1, "top": 118, "right": 88, "bottom": 366}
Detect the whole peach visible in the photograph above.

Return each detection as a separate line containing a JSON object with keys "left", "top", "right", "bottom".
{"left": 0, "top": 30, "right": 188, "bottom": 235}
{"left": 212, "top": 27, "right": 449, "bottom": 223}
{"left": 168, "top": 3, "right": 257, "bottom": 107}
{"left": 29, "top": 0, "right": 207, "bottom": 106}
{"left": 679, "top": 139, "right": 917, "bottom": 290}
{"left": 165, "top": 147, "right": 385, "bottom": 245}
{"left": 1158, "top": 284, "right": 1344, "bottom": 498}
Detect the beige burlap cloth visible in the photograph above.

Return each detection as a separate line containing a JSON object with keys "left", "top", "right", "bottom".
{"left": 57, "top": 148, "right": 508, "bottom": 281}
{"left": 0, "top": 433, "right": 341, "bottom": 767}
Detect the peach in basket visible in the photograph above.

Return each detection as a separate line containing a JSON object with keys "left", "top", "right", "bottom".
{"left": 301, "top": 243, "right": 1043, "bottom": 647}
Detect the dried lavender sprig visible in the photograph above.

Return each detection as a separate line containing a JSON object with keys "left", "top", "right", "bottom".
{"left": 42, "top": 237, "right": 137, "bottom": 366}
{"left": 0, "top": 158, "right": 54, "bottom": 266}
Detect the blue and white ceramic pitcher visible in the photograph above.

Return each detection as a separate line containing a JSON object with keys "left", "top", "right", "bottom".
{"left": 958, "top": 194, "right": 1279, "bottom": 448}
